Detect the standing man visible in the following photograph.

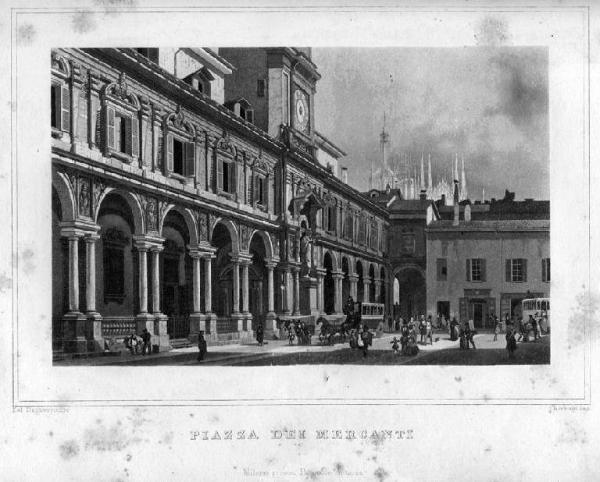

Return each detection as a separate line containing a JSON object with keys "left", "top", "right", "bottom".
{"left": 256, "top": 322, "right": 264, "bottom": 346}
{"left": 141, "top": 328, "right": 152, "bottom": 356}
{"left": 197, "top": 331, "right": 207, "bottom": 361}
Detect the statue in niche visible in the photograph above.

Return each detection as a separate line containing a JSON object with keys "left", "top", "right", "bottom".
{"left": 79, "top": 181, "right": 90, "bottom": 217}
{"left": 299, "top": 227, "right": 312, "bottom": 276}
{"left": 146, "top": 200, "right": 157, "bottom": 231}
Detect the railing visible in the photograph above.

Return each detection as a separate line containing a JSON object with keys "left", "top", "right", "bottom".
{"left": 361, "top": 302, "right": 385, "bottom": 317}
{"left": 167, "top": 315, "right": 190, "bottom": 339}
{"left": 102, "top": 317, "right": 136, "bottom": 337}
{"left": 217, "top": 316, "right": 239, "bottom": 333}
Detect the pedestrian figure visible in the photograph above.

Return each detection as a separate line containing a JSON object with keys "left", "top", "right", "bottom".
{"left": 465, "top": 322, "right": 476, "bottom": 349}
{"left": 387, "top": 315, "right": 393, "bottom": 333}
{"left": 197, "top": 331, "right": 207, "bottom": 361}
{"left": 256, "top": 322, "right": 264, "bottom": 346}
{"left": 426, "top": 316, "right": 433, "bottom": 345}
{"left": 140, "top": 328, "right": 152, "bottom": 355}
{"left": 390, "top": 337, "right": 400, "bottom": 354}
{"left": 506, "top": 325, "right": 518, "bottom": 359}
{"left": 494, "top": 317, "right": 501, "bottom": 341}
{"left": 418, "top": 315, "right": 426, "bottom": 344}
{"left": 360, "top": 325, "right": 372, "bottom": 358}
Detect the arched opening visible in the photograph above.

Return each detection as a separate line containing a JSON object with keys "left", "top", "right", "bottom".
{"left": 323, "top": 252, "right": 335, "bottom": 315}
{"left": 368, "top": 264, "right": 376, "bottom": 302}
{"left": 380, "top": 267, "right": 386, "bottom": 305}
{"left": 212, "top": 222, "right": 238, "bottom": 332}
{"left": 97, "top": 192, "right": 137, "bottom": 320}
{"left": 356, "top": 261, "right": 364, "bottom": 302}
{"left": 161, "top": 209, "right": 192, "bottom": 339}
{"left": 341, "top": 257, "right": 350, "bottom": 303}
{"left": 249, "top": 232, "right": 269, "bottom": 330}
{"left": 52, "top": 187, "right": 68, "bottom": 349}
{"left": 395, "top": 267, "right": 426, "bottom": 321}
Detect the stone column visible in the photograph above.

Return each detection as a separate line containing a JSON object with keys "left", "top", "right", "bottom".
{"left": 266, "top": 261, "right": 276, "bottom": 317}
{"left": 374, "top": 278, "right": 382, "bottom": 304}
{"left": 84, "top": 233, "right": 103, "bottom": 350}
{"left": 332, "top": 271, "right": 344, "bottom": 315}
{"left": 188, "top": 250, "right": 205, "bottom": 342}
{"left": 348, "top": 274, "right": 359, "bottom": 300}
{"left": 61, "top": 228, "right": 87, "bottom": 353}
{"left": 68, "top": 234, "right": 82, "bottom": 313}
{"left": 204, "top": 254, "right": 216, "bottom": 337}
{"left": 316, "top": 269, "right": 326, "bottom": 314}
{"left": 133, "top": 238, "right": 156, "bottom": 344}
{"left": 138, "top": 247, "right": 149, "bottom": 314}
{"left": 151, "top": 247, "right": 163, "bottom": 314}
{"left": 281, "top": 266, "right": 291, "bottom": 315}
{"left": 230, "top": 254, "right": 243, "bottom": 332}
{"left": 363, "top": 278, "right": 371, "bottom": 303}
{"left": 292, "top": 266, "right": 300, "bottom": 315}
{"left": 241, "top": 257, "right": 253, "bottom": 332}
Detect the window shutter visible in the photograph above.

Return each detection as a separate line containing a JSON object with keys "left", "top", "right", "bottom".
{"left": 165, "top": 133, "right": 174, "bottom": 175}
{"left": 131, "top": 116, "right": 139, "bottom": 157}
{"left": 51, "top": 85, "right": 61, "bottom": 128}
{"left": 522, "top": 259, "right": 527, "bottom": 282}
{"left": 481, "top": 259, "right": 487, "bottom": 282}
{"left": 466, "top": 259, "right": 471, "bottom": 282}
{"left": 124, "top": 116, "right": 132, "bottom": 155}
{"left": 506, "top": 259, "right": 511, "bottom": 282}
{"left": 61, "top": 84, "right": 70, "bottom": 133}
{"left": 230, "top": 162, "right": 237, "bottom": 195}
{"left": 185, "top": 142, "right": 195, "bottom": 177}
{"left": 106, "top": 106, "right": 115, "bottom": 151}
{"left": 246, "top": 109, "right": 254, "bottom": 124}
{"left": 217, "top": 159, "right": 223, "bottom": 191}
{"left": 252, "top": 174, "right": 257, "bottom": 205}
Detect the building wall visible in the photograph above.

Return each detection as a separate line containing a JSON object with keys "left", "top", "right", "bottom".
{"left": 426, "top": 230, "right": 550, "bottom": 322}
{"left": 219, "top": 48, "right": 269, "bottom": 131}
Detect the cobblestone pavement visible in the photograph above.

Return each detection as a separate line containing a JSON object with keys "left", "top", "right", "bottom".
{"left": 55, "top": 330, "right": 549, "bottom": 366}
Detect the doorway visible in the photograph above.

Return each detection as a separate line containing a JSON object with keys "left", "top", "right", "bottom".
{"left": 469, "top": 299, "right": 488, "bottom": 329}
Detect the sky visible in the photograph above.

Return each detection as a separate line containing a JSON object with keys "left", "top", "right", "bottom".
{"left": 313, "top": 47, "right": 549, "bottom": 201}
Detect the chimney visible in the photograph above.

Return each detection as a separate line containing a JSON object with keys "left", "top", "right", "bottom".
{"left": 441, "top": 194, "right": 446, "bottom": 206}
{"left": 341, "top": 167, "right": 348, "bottom": 184}
{"left": 464, "top": 203, "right": 471, "bottom": 222}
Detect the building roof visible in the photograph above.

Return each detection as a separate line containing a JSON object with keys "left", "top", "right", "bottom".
{"left": 314, "top": 131, "right": 346, "bottom": 158}
{"left": 427, "top": 219, "right": 549, "bottom": 232}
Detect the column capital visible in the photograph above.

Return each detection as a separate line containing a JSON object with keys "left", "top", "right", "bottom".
{"left": 265, "top": 260, "right": 278, "bottom": 270}
{"left": 133, "top": 234, "right": 164, "bottom": 250}
{"left": 84, "top": 233, "right": 101, "bottom": 242}
{"left": 347, "top": 274, "right": 359, "bottom": 282}
{"left": 59, "top": 220, "right": 100, "bottom": 236}
{"left": 363, "top": 278, "right": 372, "bottom": 285}
{"left": 315, "top": 268, "right": 327, "bottom": 276}
{"left": 332, "top": 270, "right": 344, "bottom": 280}
{"left": 230, "top": 252, "right": 252, "bottom": 264}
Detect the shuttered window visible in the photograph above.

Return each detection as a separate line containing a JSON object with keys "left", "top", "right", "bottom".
{"left": 542, "top": 258, "right": 550, "bottom": 282}
{"left": 105, "top": 105, "right": 139, "bottom": 160}
{"left": 51, "top": 83, "right": 70, "bottom": 133}
{"left": 167, "top": 136, "right": 195, "bottom": 178}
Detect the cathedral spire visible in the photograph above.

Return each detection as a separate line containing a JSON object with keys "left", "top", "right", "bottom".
{"left": 420, "top": 152, "right": 425, "bottom": 190}
{"left": 460, "top": 155, "right": 467, "bottom": 200}
{"left": 427, "top": 153, "right": 432, "bottom": 192}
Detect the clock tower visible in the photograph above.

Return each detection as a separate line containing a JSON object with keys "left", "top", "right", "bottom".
{"left": 219, "top": 48, "right": 321, "bottom": 149}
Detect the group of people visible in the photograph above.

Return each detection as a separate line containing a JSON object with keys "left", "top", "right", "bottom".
{"left": 284, "top": 320, "right": 312, "bottom": 345}
{"left": 124, "top": 328, "right": 152, "bottom": 356}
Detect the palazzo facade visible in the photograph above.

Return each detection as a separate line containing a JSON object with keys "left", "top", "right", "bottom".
{"left": 51, "top": 47, "right": 389, "bottom": 353}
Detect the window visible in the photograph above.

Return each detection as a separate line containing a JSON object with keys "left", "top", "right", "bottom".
{"left": 106, "top": 106, "right": 139, "bottom": 160}
{"left": 542, "top": 258, "right": 550, "bottom": 282}
{"left": 257, "top": 79, "right": 266, "bottom": 97}
{"left": 344, "top": 210, "right": 353, "bottom": 240}
{"left": 467, "top": 258, "right": 486, "bottom": 282}
{"left": 324, "top": 204, "right": 336, "bottom": 233}
{"left": 165, "top": 134, "right": 195, "bottom": 178}
{"left": 218, "top": 159, "right": 236, "bottom": 195}
{"left": 437, "top": 258, "right": 447, "bottom": 281}
{"left": 239, "top": 104, "right": 254, "bottom": 124}
{"left": 506, "top": 258, "right": 528, "bottom": 282}
{"left": 51, "top": 83, "right": 70, "bottom": 133}
{"left": 254, "top": 174, "right": 266, "bottom": 206}
{"left": 358, "top": 217, "right": 367, "bottom": 245}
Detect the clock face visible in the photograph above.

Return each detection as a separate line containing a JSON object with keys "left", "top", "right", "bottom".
{"left": 294, "top": 89, "right": 309, "bottom": 132}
